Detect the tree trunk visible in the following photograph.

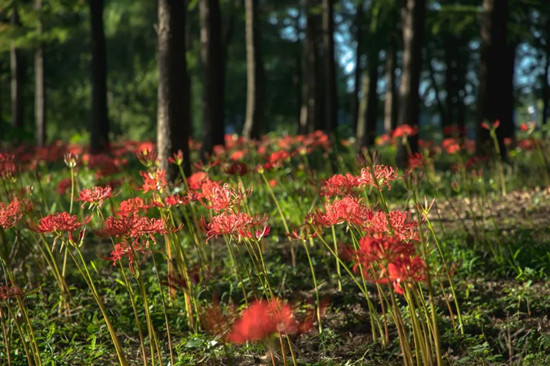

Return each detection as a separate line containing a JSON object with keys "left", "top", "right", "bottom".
{"left": 397, "top": 0, "right": 425, "bottom": 159}
{"left": 89, "top": 0, "right": 109, "bottom": 153}
{"left": 35, "top": 0, "right": 46, "bottom": 146}
{"left": 363, "top": 49, "right": 379, "bottom": 147}
{"left": 157, "top": 0, "right": 191, "bottom": 180}
{"left": 300, "top": 0, "right": 323, "bottom": 134}
{"left": 352, "top": 1, "right": 364, "bottom": 135}
{"left": 10, "top": 7, "right": 23, "bottom": 130}
{"left": 242, "top": 0, "right": 265, "bottom": 140}
{"left": 476, "top": 0, "right": 510, "bottom": 159}
{"left": 200, "top": 0, "right": 225, "bottom": 157}
{"left": 322, "top": 0, "right": 337, "bottom": 133}
{"left": 383, "top": 41, "right": 398, "bottom": 133}
{"left": 541, "top": 46, "right": 549, "bottom": 126}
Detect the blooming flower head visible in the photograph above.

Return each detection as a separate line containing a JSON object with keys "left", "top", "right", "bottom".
{"left": 442, "top": 138, "right": 460, "bottom": 154}
{"left": 203, "top": 212, "right": 269, "bottom": 242}
{"left": 34, "top": 212, "right": 88, "bottom": 234}
{"left": 321, "top": 173, "right": 360, "bottom": 197}
{"left": 140, "top": 169, "right": 167, "bottom": 193}
{"left": 358, "top": 165, "right": 399, "bottom": 190}
{"left": 79, "top": 186, "right": 113, "bottom": 208}
{"left": 0, "top": 153, "right": 16, "bottom": 178}
{"left": 312, "top": 196, "right": 373, "bottom": 228}
{"left": 199, "top": 180, "right": 245, "bottom": 212}
{"left": 227, "top": 299, "right": 299, "bottom": 344}
{"left": 117, "top": 197, "right": 149, "bottom": 217}
{"left": 0, "top": 198, "right": 24, "bottom": 229}
{"left": 392, "top": 124, "right": 418, "bottom": 139}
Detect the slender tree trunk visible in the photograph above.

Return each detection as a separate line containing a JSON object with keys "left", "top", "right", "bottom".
{"left": 476, "top": 0, "right": 510, "bottom": 159}
{"left": 361, "top": 49, "right": 379, "bottom": 147}
{"left": 397, "top": 0, "right": 425, "bottom": 160}
{"left": 352, "top": 1, "right": 364, "bottom": 135}
{"left": 300, "top": 0, "right": 322, "bottom": 134}
{"left": 322, "top": 0, "right": 337, "bottom": 133}
{"left": 10, "top": 7, "right": 23, "bottom": 130}
{"left": 35, "top": 0, "right": 46, "bottom": 146}
{"left": 242, "top": 0, "right": 265, "bottom": 140}
{"left": 158, "top": 0, "right": 191, "bottom": 180}
{"left": 200, "top": 0, "right": 225, "bottom": 156}
{"left": 383, "top": 41, "right": 398, "bottom": 133}
{"left": 542, "top": 47, "right": 550, "bottom": 126}
{"left": 89, "top": 0, "right": 109, "bottom": 152}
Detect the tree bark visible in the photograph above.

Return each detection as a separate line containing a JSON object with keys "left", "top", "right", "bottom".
{"left": 300, "top": 0, "right": 323, "bottom": 134}
{"left": 363, "top": 49, "right": 379, "bottom": 147}
{"left": 397, "top": 0, "right": 425, "bottom": 159}
{"left": 352, "top": 1, "right": 364, "bottom": 135}
{"left": 476, "top": 0, "right": 511, "bottom": 159}
{"left": 89, "top": 0, "right": 109, "bottom": 153}
{"left": 541, "top": 46, "right": 549, "bottom": 126}
{"left": 383, "top": 41, "right": 398, "bottom": 133}
{"left": 242, "top": 0, "right": 265, "bottom": 140}
{"left": 322, "top": 0, "right": 337, "bottom": 133}
{"left": 35, "top": 0, "right": 46, "bottom": 146}
{"left": 10, "top": 6, "right": 23, "bottom": 130}
{"left": 200, "top": 0, "right": 225, "bottom": 157}
{"left": 157, "top": 0, "right": 191, "bottom": 180}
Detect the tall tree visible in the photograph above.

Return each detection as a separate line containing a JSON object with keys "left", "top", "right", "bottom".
{"left": 89, "top": 0, "right": 109, "bottom": 152}
{"left": 35, "top": 0, "right": 46, "bottom": 146}
{"left": 200, "top": 0, "right": 225, "bottom": 156}
{"left": 397, "top": 0, "right": 425, "bottom": 158}
{"left": 322, "top": 0, "right": 337, "bottom": 133}
{"left": 383, "top": 36, "right": 398, "bottom": 133}
{"left": 10, "top": 5, "right": 23, "bottom": 130}
{"left": 352, "top": 0, "right": 364, "bottom": 134}
{"left": 476, "top": 0, "right": 513, "bottom": 159}
{"left": 157, "top": 0, "right": 191, "bottom": 180}
{"left": 299, "top": 0, "right": 323, "bottom": 134}
{"left": 242, "top": 0, "right": 264, "bottom": 140}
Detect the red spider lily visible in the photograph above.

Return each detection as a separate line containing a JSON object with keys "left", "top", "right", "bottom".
{"left": 117, "top": 197, "right": 149, "bottom": 217}
{"left": 0, "top": 285, "right": 24, "bottom": 300}
{"left": 63, "top": 152, "right": 79, "bottom": 168}
{"left": 187, "top": 171, "right": 208, "bottom": 190}
{"left": 0, "top": 198, "right": 23, "bottom": 229}
{"left": 57, "top": 177, "right": 73, "bottom": 195}
{"left": 136, "top": 148, "right": 158, "bottom": 168}
{"left": 227, "top": 299, "right": 299, "bottom": 344}
{"left": 354, "top": 235, "right": 415, "bottom": 266}
{"left": 376, "top": 133, "right": 392, "bottom": 146}
{"left": 224, "top": 162, "right": 248, "bottom": 176}
{"left": 481, "top": 120, "right": 500, "bottom": 130}
{"left": 312, "top": 196, "right": 373, "bottom": 227}
{"left": 202, "top": 212, "right": 269, "bottom": 241}
{"left": 358, "top": 165, "right": 399, "bottom": 190}
{"left": 140, "top": 169, "right": 167, "bottom": 193}
{"left": 408, "top": 153, "right": 424, "bottom": 170}
{"left": 392, "top": 124, "right": 418, "bottom": 138}
{"left": 33, "top": 212, "right": 89, "bottom": 233}
{"left": 98, "top": 214, "right": 174, "bottom": 243}
{"left": 107, "top": 241, "right": 148, "bottom": 268}
{"left": 199, "top": 180, "right": 246, "bottom": 212}
{"left": 164, "top": 194, "right": 189, "bottom": 207}
{"left": 442, "top": 138, "right": 460, "bottom": 154}
{"left": 0, "top": 153, "right": 16, "bottom": 178}
{"left": 387, "top": 256, "right": 426, "bottom": 294}
{"left": 520, "top": 122, "right": 535, "bottom": 132}
{"left": 266, "top": 150, "right": 290, "bottom": 168}
{"left": 321, "top": 173, "right": 360, "bottom": 197}
{"left": 167, "top": 149, "right": 184, "bottom": 165}
{"left": 78, "top": 186, "right": 113, "bottom": 208}
{"left": 230, "top": 150, "right": 247, "bottom": 161}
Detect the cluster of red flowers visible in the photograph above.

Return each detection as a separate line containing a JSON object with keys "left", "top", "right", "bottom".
{"left": 320, "top": 165, "right": 399, "bottom": 196}
{"left": 99, "top": 215, "right": 171, "bottom": 242}
{"left": 202, "top": 212, "right": 270, "bottom": 242}
{"left": 312, "top": 196, "right": 372, "bottom": 227}
{"left": 198, "top": 180, "right": 246, "bottom": 212}
{"left": 227, "top": 299, "right": 300, "bottom": 343}
{"left": 0, "top": 153, "right": 16, "bottom": 177}
{"left": 0, "top": 198, "right": 24, "bottom": 229}
{"left": 34, "top": 212, "right": 88, "bottom": 234}
{"left": 0, "top": 285, "right": 23, "bottom": 300}
{"left": 107, "top": 241, "right": 147, "bottom": 267}
{"left": 79, "top": 186, "right": 113, "bottom": 208}
{"left": 140, "top": 168, "right": 167, "bottom": 193}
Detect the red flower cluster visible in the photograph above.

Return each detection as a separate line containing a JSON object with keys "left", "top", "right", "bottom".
{"left": 34, "top": 212, "right": 88, "bottom": 233}
{"left": 0, "top": 285, "right": 23, "bottom": 300}
{"left": 441, "top": 138, "right": 460, "bottom": 154}
{"left": 117, "top": 197, "right": 149, "bottom": 217}
{"left": 321, "top": 165, "right": 399, "bottom": 197}
{"left": 198, "top": 180, "right": 245, "bottom": 212}
{"left": 202, "top": 212, "right": 270, "bottom": 242}
{"left": 0, "top": 198, "right": 23, "bottom": 229}
{"left": 108, "top": 241, "right": 147, "bottom": 267}
{"left": 0, "top": 153, "right": 16, "bottom": 178}
{"left": 312, "top": 196, "right": 372, "bottom": 227}
{"left": 99, "top": 215, "right": 171, "bottom": 242}
{"left": 227, "top": 299, "right": 299, "bottom": 344}
{"left": 79, "top": 186, "right": 113, "bottom": 207}
{"left": 392, "top": 124, "right": 418, "bottom": 138}
{"left": 140, "top": 169, "right": 167, "bottom": 193}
